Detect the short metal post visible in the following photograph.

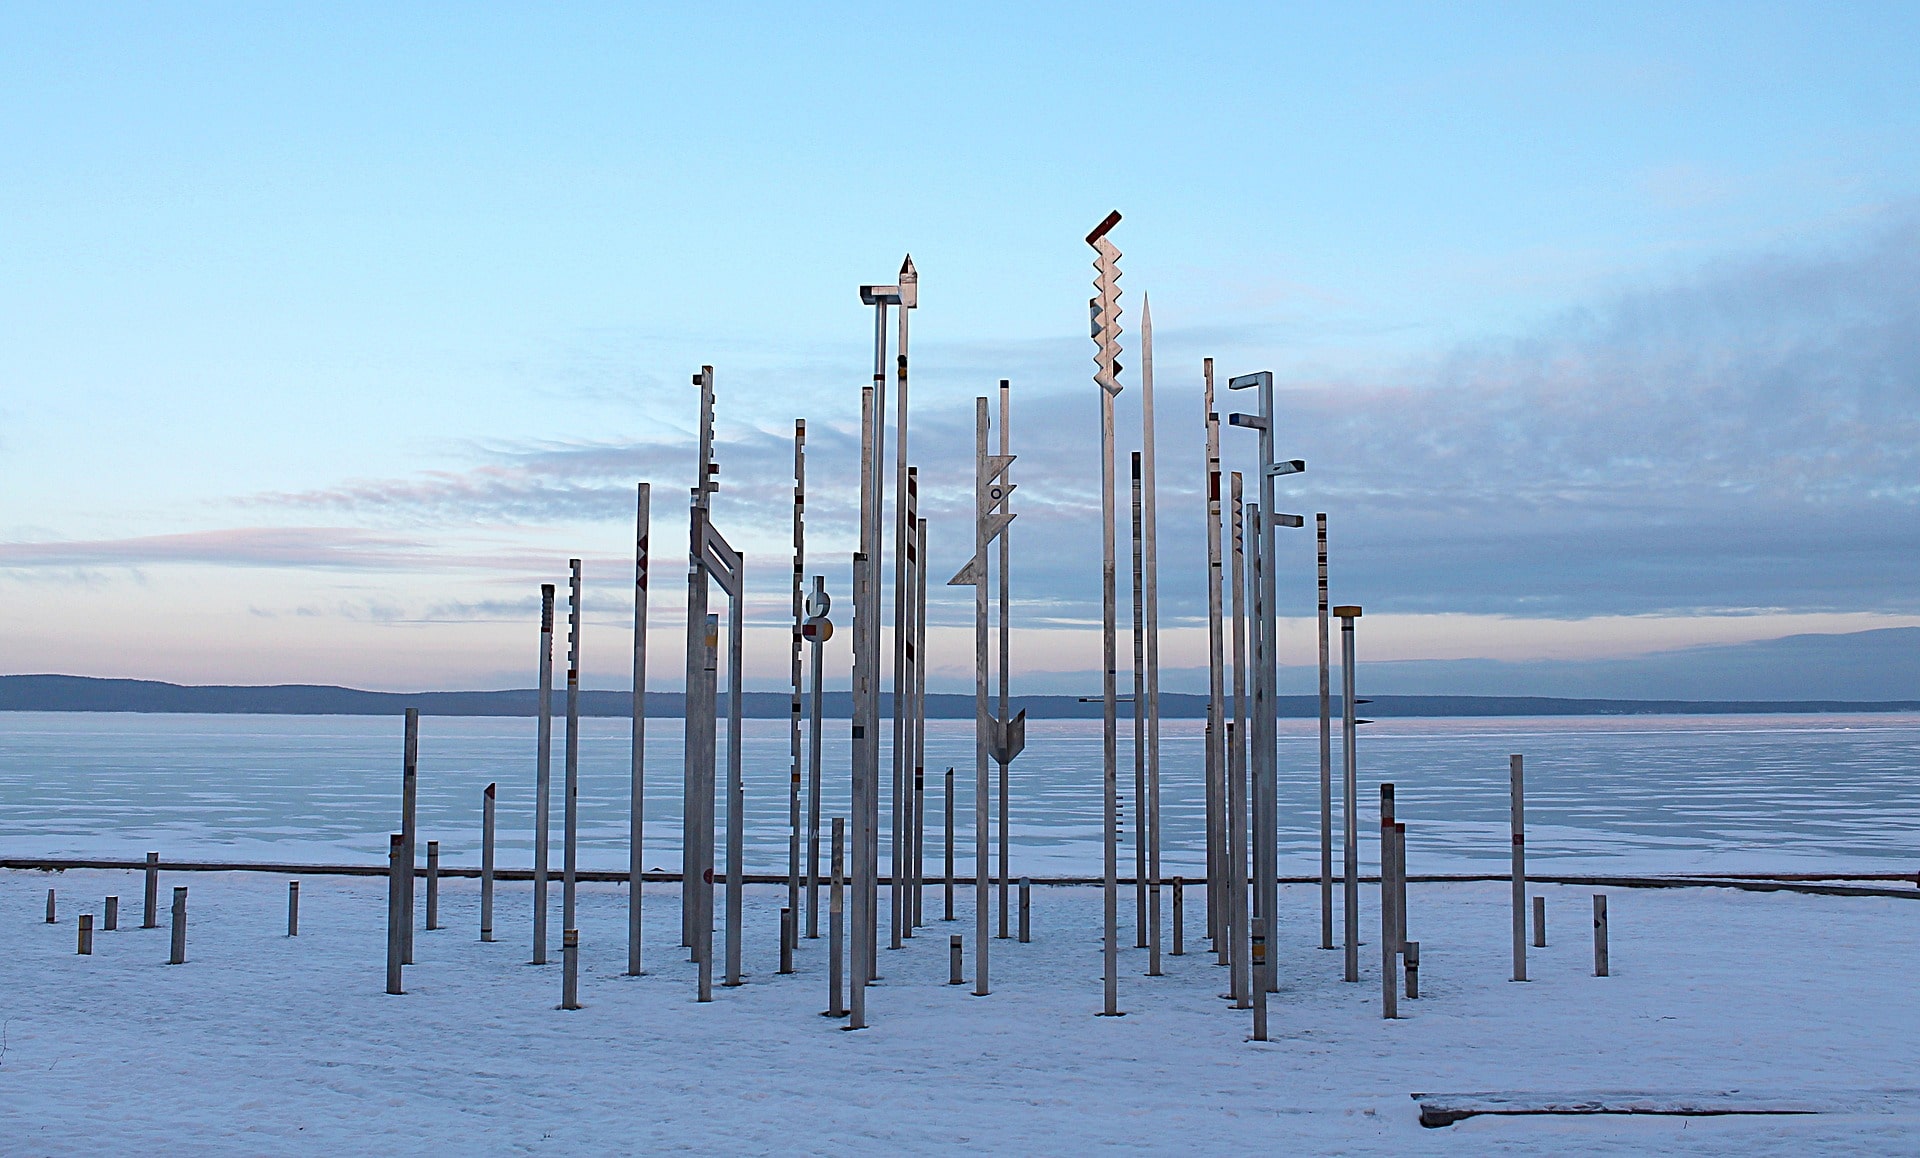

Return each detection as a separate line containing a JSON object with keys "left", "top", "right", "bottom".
{"left": 1018, "top": 878, "right": 1031, "bottom": 943}
{"left": 779, "top": 908, "right": 794, "bottom": 975}
{"left": 1381, "top": 782, "right": 1398, "bottom": 1019}
{"left": 287, "top": 881, "right": 300, "bottom": 937}
{"left": 426, "top": 840, "right": 440, "bottom": 931}
{"left": 104, "top": 896, "right": 118, "bottom": 932}
{"left": 1396, "top": 820, "right": 1409, "bottom": 948}
{"left": 168, "top": 886, "right": 187, "bottom": 966}
{"left": 1404, "top": 940, "right": 1420, "bottom": 999}
{"left": 1533, "top": 895, "right": 1546, "bottom": 948}
{"left": 827, "top": 816, "right": 845, "bottom": 1017}
{"left": 1250, "top": 916, "right": 1268, "bottom": 1041}
{"left": 78, "top": 913, "right": 93, "bottom": 955}
{"left": 1511, "top": 754, "right": 1527, "bottom": 982}
{"left": 943, "top": 767, "right": 955, "bottom": 921}
{"left": 143, "top": 851, "right": 159, "bottom": 928}
{"left": 45, "top": 888, "right": 55, "bottom": 923}
{"left": 385, "top": 833, "right": 405, "bottom": 993}
{"left": 1593, "top": 894, "right": 1610, "bottom": 977}
{"left": 561, "top": 928, "right": 581, "bottom": 1010}
{"left": 481, "top": 782, "right": 496, "bottom": 943}
{"left": 1172, "top": 876, "right": 1184, "bottom": 957}
{"left": 949, "top": 935, "right": 964, "bottom": 985}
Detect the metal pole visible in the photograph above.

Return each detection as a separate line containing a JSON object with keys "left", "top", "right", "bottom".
{"left": 386, "top": 834, "right": 404, "bottom": 992}
{"left": 780, "top": 909, "right": 794, "bottom": 974}
{"left": 1593, "top": 893, "right": 1610, "bottom": 976}
{"left": 698, "top": 612, "right": 717, "bottom": 1003}
{"left": 1019, "top": 877, "right": 1031, "bottom": 943}
{"left": 949, "top": 935, "right": 964, "bottom": 985}
{"left": 630, "top": 483, "right": 650, "bottom": 976}
{"left": 1089, "top": 209, "right": 1124, "bottom": 1018}
{"left": 1131, "top": 450, "right": 1147, "bottom": 951}
{"left": 849, "top": 380, "right": 878, "bottom": 1030}
{"left": 1202, "top": 363, "right": 1225, "bottom": 957}
{"left": 944, "top": 766, "right": 955, "bottom": 921}
{"left": 1140, "top": 298, "right": 1163, "bottom": 980}
{"left": 973, "top": 397, "right": 992, "bottom": 996}
{"left": 1337, "top": 606, "right": 1362, "bottom": 981}
{"left": 481, "top": 783, "right": 496, "bottom": 943}
{"left": 684, "top": 366, "right": 716, "bottom": 956}
{"left": 1511, "top": 753, "right": 1527, "bottom": 982}
{"left": 891, "top": 258, "right": 916, "bottom": 958}
{"left": 827, "top": 816, "right": 846, "bottom": 1017}
{"left": 426, "top": 840, "right": 440, "bottom": 931}
{"left": 916, "top": 511, "right": 930, "bottom": 931}
{"left": 1172, "top": 877, "right": 1183, "bottom": 956}
{"left": 287, "top": 882, "right": 298, "bottom": 936}
{"left": 1397, "top": 820, "right": 1409, "bottom": 948}
{"left": 724, "top": 547, "right": 746, "bottom": 988}
{"left": 563, "top": 559, "right": 581, "bottom": 947}
{"left": 1228, "top": 475, "right": 1250, "bottom": 1007}
{"left": 1251, "top": 916, "right": 1268, "bottom": 1041}
{"left": 1318, "top": 513, "right": 1332, "bottom": 951}
{"left": 789, "top": 426, "right": 804, "bottom": 944}
{"left": 46, "top": 888, "right": 55, "bottom": 923}
{"left": 168, "top": 885, "right": 187, "bottom": 966}
{"left": 402, "top": 706, "right": 418, "bottom": 965}
{"left": 143, "top": 851, "right": 158, "bottom": 928}
{"left": 104, "top": 895, "right": 118, "bottom": 932}
{"left": 997, "top": 380, "right": 1013, "bottom": 942}
{"left": 1533, "top": 894, "right": 1547, "bottom": 948}
{"left": 805, "top": 576, "right": 829, "bottom": 939}
{"left": 534, "top": 584, "right": 554, "bottom": 965}
{"left": 902, "top": 466, "right": 920, "bottom": 939}
{"left": 1248, "top": 502, "right": 1272, "bottom": 993}
{"left": 78, "top": 913, "right": 93, "bottom": 955}
{"left": 1381, "top": 782, "right": 1398, "bottom": 1019}
{"left": 561, "top": 928, "right": 581, "bottom": 1010}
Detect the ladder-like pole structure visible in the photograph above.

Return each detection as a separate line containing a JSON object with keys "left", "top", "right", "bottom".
{"left": 1088, "top": 210, "right": 1124, "bottom": 1017}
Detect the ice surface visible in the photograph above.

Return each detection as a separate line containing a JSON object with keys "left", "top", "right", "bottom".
{"left": 2, "top": 870, "right": 1916, "bottom": 1153}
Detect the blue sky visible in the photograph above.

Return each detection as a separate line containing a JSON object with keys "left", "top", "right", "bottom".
{"left": 3, "top": 3, "right": 1918, "bottom": 692}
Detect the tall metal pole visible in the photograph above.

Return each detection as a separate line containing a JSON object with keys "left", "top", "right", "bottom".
{"left": 724, "top": 547, "right": 746, "bottom": 988}
{"left": 1227, "top": 369, "right": 1304, "bottom": 994}
{"left": 534, "top": 584, "right": 554, "bottom": 965}
{"left": 901, "top": 466, "right": 919, "bottom": 939}
{"left": 1337, "top": 605, "right": 1362, "bottom": 981}
{"left": 1511, "top": 753, "right": 1527, "bottom": 983}
{"left": 402, "top": 706, "right": 418, "bottom": 966}
{"left": 973, "top": 398, "right": 992, "bottom": 996}
{"left": 915, "top": 513, "right": 930, "bottom": 930}
{"left": 629, "top": 485, "right": 650, "bottom": 976}
{"left": 890, "top": 258, "right": 917, "bottom": 955}
{"left": 698, "top": 612, "right": 718, "bottom": 1002}
{"left": 1317, "top": 513, "right": 1333, "bottom": 952}
{"left": 1248, "top": 504, "right": 1274, "bottom": 993}
{"left": 1228, "top": 475, "right": 1250, "bottom": 1006}
{"left": 1140, "top": 298, "right": 1163, "bottom": 979}
{"left": 684, "top": 366, "right": 717, "bottom": 955}
{"left": 788, "top": 422, "right": 806, "bottom": 944}
{"left": 1202, "top": 361, "right": 1226, "bottom": 957}
{"left": 1130, "top": 450, "right": 1147, "bottom": 950}
{"left": 996, "top": 380, "right": 1013, "bottom": 941}
{"left": 804, "top": 576, "right": 830, "bottom": 939}
{"left": 563, "top": 560, "right": 581, "bottom": 944}
{"left": 481, "top": 782, "right": 496, "bottom": 942}
{"left": 1088, "top": 210, "right": 1124, "bottom": 1017}
{"left": 849, "top": 381, "right": 878, "bottom": 1030}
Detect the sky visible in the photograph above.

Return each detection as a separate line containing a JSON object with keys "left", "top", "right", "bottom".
{"left": 3, "top": 2, "right": 1919, "bottom": 695}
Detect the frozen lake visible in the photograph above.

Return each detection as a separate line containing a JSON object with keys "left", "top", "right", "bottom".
{"left": 2, "top": 711, "right": 1917, "bottom": 876}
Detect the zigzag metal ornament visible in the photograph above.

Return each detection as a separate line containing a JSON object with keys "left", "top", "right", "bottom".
{"left": 1088, "top": 210, "right": 1124, "bottom": 398}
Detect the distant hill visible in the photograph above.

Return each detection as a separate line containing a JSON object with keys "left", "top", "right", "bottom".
{"left": 3, "top": 674, "right": 1916, "bottom": 719}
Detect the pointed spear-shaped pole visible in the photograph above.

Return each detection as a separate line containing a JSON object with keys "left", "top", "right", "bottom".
{"left": 1088, "top": 209, "right": 1125, "bottom": 1017}
{"left": 889, "top": 256, "right": 918, "bottom": 954}
{"left": 1140, "top": 297, "right": 1163, "bottom": 978}
{"left": 994, "top": 379, "right": 1022, "bottom": 940}
{"left": 1202, "top": 360, "right": 1227, "bottom": 962}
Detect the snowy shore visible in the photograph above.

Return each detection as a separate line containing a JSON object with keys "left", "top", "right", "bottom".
{"left": 2, "top": 869, "right": 1915, "bottom": 1154}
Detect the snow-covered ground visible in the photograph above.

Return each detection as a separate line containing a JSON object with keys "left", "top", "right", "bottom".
{"left": 2, "top": 869, "right": 1916, "bottom": 1154}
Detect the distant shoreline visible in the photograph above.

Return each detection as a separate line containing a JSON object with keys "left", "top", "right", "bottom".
{"left": 5, "top": 674, "right": 1917, "bottom": 719}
